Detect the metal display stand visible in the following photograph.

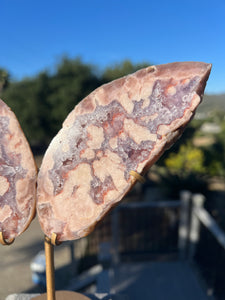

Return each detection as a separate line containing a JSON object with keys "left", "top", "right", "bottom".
{"left": 0, "top": 231, "right": 15, "bottom": 246}
{"left": 34, "top": 234, "right": 91, "bottom": 300}
{"left": 34, "top": 170, "right": 144, "bottom": 300}
{"left": 2, "top": 170, "right": 144, "bottom": 299}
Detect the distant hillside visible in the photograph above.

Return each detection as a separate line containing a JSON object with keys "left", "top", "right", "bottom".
{"left": 198, "top": 94, "right": 225, "bottom": 113}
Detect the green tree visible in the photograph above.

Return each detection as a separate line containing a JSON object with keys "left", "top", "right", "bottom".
{"left": 158, "top": 142, "right": 208, "bottom": 198}
{"left": 203, "top": 121, "right": 225, "bottom": 177}
{"left": 1, "top": 57, "right": 151, "bottom": 151}
{"left": 165, "top": 143, "right": 205, "bottom": 174}
{"left": 0, "top": 68, "right": 10, "bottom": 92}
{"left": 48, "top": 57, "right": 101, "bottom": 133}
{"left": 1, "top": 57, "right": 101, "bottom": 148}
{"left": 102, "top": 60, "right": 150, "bottom": 82}
{"left": 2, "top": 75, "right": 48, "bottom": 147}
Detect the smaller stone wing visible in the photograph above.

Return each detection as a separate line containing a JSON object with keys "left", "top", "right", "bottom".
{"left": 0, "top": 99, "right": 37, "bottom": 242}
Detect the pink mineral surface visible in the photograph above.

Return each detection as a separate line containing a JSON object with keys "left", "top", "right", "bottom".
{"left": 37, "top": 62, "right": 211, "bottom": 242}
{"left": 0, "top": 99, "right": 37, "bottom": 240}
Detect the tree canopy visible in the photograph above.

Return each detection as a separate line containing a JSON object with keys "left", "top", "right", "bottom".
{"left": 102, "top": 60, "right": 149, "bottom": 82}
{"left": 0, "top": 57, "right": 150, "bottom": 151}
{"left": 0, "top": 68, "right": 10, "bottom": 92}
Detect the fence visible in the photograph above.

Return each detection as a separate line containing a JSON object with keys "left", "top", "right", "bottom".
{"left": 111, "top": 197, "right": 181, "bottom": 263}
{"left": 82, "top": 191, "right": 190, "bottom": 263}
{"left": 75, "top": 190, "right": 225, "bottom": 298}
{"left": 190, "top": 194, "right": 225, "bottom": 300}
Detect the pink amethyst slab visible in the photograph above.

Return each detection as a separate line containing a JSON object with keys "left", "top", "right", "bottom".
{"left": 37, "top": 62, "right": 211, "bottom": 242}
{"left": 0, "top": 99, "right": 37, "bottom": 240}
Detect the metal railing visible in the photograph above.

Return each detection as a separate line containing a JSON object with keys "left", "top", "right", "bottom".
{"left": 110, "top": 191, "right": 225, "bottom": 263}
{"left": 189, "top": 194, "right": 225, "bottom": 256}
{"left": 73, "top": 190, "right": 225, "bottom": 297}
{"left": 111, "top": 196, "right": 181, "bottom": 264}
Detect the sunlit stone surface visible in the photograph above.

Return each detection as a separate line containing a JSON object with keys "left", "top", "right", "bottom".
{"left": 0, "top": 99, "right": 37, "bottom": 240}
{"left": 37, "top": 62, "right": 211, "bottom": 242}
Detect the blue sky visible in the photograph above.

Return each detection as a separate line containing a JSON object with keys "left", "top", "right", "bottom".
{"left": 1, "top": 0, "right": 225, "bottom": 94}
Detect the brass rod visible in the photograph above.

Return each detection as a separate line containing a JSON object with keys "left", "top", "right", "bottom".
{"left": 44, "top": 236, "right": 56, "bottom": 300}
{"left": 0, "top": 231, "right": 15, "bottom": 246}
{"left": 130, "top": 170, "right": 146, "bottom": 184}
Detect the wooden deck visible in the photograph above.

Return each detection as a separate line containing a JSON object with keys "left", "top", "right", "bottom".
{"left": 109, "top": 261, "right": 214, "bottom": 300}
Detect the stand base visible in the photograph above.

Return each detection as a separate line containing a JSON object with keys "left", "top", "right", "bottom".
{"left": 34, "top": 290, "right": 91, "bottom": 300}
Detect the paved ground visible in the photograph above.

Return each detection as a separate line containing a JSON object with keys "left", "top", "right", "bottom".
{"left": 1, "top": 217, "right": 215, "bottom": 300}
{"left": 0, "top": 217, "right": 75, "bottom": 300}
{"left": 110, "top": 261, "right": 214, "bottom": 300}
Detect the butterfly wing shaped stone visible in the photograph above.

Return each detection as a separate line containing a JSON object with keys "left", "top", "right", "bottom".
{"left": 0, "top": 99, "right": 37, "bottom": 241}
{"left": 37, "top": 62, "right": 211, "bottom": 242}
